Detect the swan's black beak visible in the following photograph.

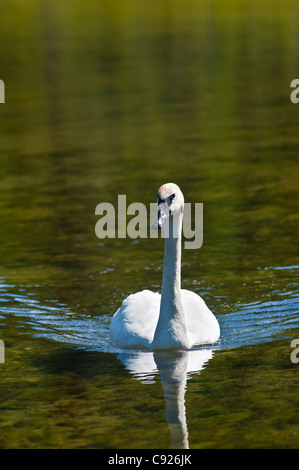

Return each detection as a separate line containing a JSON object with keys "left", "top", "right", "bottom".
{"left": 151, "top": 203, "right": 169, "bottom": 230}
{"left": 151, "top": 193, "right": 175, "bottom": 231}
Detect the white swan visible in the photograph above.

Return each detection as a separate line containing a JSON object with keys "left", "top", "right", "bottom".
{"left": 109, "top": 183, "right": 220, "bottom": 350}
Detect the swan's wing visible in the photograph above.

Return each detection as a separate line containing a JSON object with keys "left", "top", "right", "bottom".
{"left": 181, "top": 289, "right": 220, "bottom": 346}
{"left": 109, "top": 290, "right": 161, "bottom": 348}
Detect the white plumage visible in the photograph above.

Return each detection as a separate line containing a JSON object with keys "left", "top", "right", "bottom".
{"left": 109, "top": 183, "right": 220, "bottom": 350}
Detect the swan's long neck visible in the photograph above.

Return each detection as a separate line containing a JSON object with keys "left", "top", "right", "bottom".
{"left": 152, "top": 212, "right": 190, "bottom": 349}
{"left": 161, "top": 215, "right": 182, "bottom": 308}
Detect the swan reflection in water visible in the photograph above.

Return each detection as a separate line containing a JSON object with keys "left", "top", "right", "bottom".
{"left": 117, "top": 347, "right": 214, "bottom": 449}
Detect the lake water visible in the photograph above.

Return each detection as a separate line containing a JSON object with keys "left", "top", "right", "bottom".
{"left": 0, "top": 0, "right": 299, "bottom": 449}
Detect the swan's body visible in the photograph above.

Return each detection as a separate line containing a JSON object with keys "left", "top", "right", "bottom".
{"left": 109, "top": 183, "right": 220, "bottom": 350}
{"left": 109, "top": 289, "right": 219, "bottom": 349}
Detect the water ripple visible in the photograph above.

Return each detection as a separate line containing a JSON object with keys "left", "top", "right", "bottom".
{"left": 0, "top": 268, "right": 299, "bottom": 354}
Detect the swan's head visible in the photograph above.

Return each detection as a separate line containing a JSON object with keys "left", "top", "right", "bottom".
{"left": 151, "top": 183, "right": 184, "bottom": 230}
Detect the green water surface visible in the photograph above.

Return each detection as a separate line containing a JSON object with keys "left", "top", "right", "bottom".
{"left": 0, "top": 0, "right": 299, "bottom": 449}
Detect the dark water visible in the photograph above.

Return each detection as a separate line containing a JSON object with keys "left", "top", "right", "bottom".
{"left": 0, "top": 0, "right": 299, "bottom": 448}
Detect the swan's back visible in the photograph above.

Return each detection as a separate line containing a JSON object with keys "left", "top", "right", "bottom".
{"left": 109, "top": 290, "right": 160, "bottom": 348}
